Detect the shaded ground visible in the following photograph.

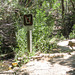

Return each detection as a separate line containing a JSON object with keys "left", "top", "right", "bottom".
{"left": 19, "top": 51, "right": 75, "bottom": 75}
{"left": 0, "top": 40, "right": 75, "bottom": 75}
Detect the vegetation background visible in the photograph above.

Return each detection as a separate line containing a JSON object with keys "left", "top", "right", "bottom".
{"left": 0, "top": 0, "right": 75, "bottom": 60}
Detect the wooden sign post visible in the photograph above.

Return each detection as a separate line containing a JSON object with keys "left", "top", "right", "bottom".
{"left": 24, "top": 14, "right": 33, "bottom": 53}
{"left": 27, "top": 30, "right": 32, "bottom": 53}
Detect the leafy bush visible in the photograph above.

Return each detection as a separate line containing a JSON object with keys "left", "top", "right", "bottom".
{"left": 15, "top": 27, "right": 27, "bottom": 55}
{"left": 69, "top": 24, "right": 75, "bottom": 39}
{"left": 32, "top": 7, "right": 55, "bottom": 53}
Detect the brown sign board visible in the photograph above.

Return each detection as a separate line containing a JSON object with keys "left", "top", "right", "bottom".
{"left": 24, "top": 14, "right": 33, "bottom": 26}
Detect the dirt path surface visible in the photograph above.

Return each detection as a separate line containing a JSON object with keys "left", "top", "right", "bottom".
{"left": 18, "top": 51, "right": 75, "bottom": 75}
{"left": 0, "top": 40, "right": 75, "bottom": 75}
{"left": 0, "top": 51, "right": 75, "bottom": 75}
{"left": 18, "top": 40, "right": 75, "bottom": 75}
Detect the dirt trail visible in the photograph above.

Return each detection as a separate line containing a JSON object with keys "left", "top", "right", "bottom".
{"left": 0, "top": 40, "right": 75, "bottom": 75}
{"left": 18, "top": 40, "right": 75, "bottom": 75}
{"left": 19, "top": 51, "right": 75, "bottom": 75}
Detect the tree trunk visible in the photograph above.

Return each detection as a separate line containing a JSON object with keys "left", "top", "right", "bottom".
{"left": 61, "top": 0, "right": 67, "bottom": 37}
{"left": 70, "top": 0, "right": 75, "bottom": 11}
{"left": 66, "top": 0, "right": 68, "bottom": 13}
{"left": 61, "top": 0, "right": 65, "bottom": 19}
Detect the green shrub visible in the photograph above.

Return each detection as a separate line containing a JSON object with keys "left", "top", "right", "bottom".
{"left": 15, "top": 27, "right": 27, "bottom": 55}
{"left": 69, "top": 24, "right": 75, "bottom": 39}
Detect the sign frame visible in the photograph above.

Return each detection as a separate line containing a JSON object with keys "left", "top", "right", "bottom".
{"left": 24, "top": 14, "right": 33, "bottom": 26}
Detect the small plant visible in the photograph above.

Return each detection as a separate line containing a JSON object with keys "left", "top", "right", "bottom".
{"left": 69, "top": 24, "right": 75, "bottom": 39}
